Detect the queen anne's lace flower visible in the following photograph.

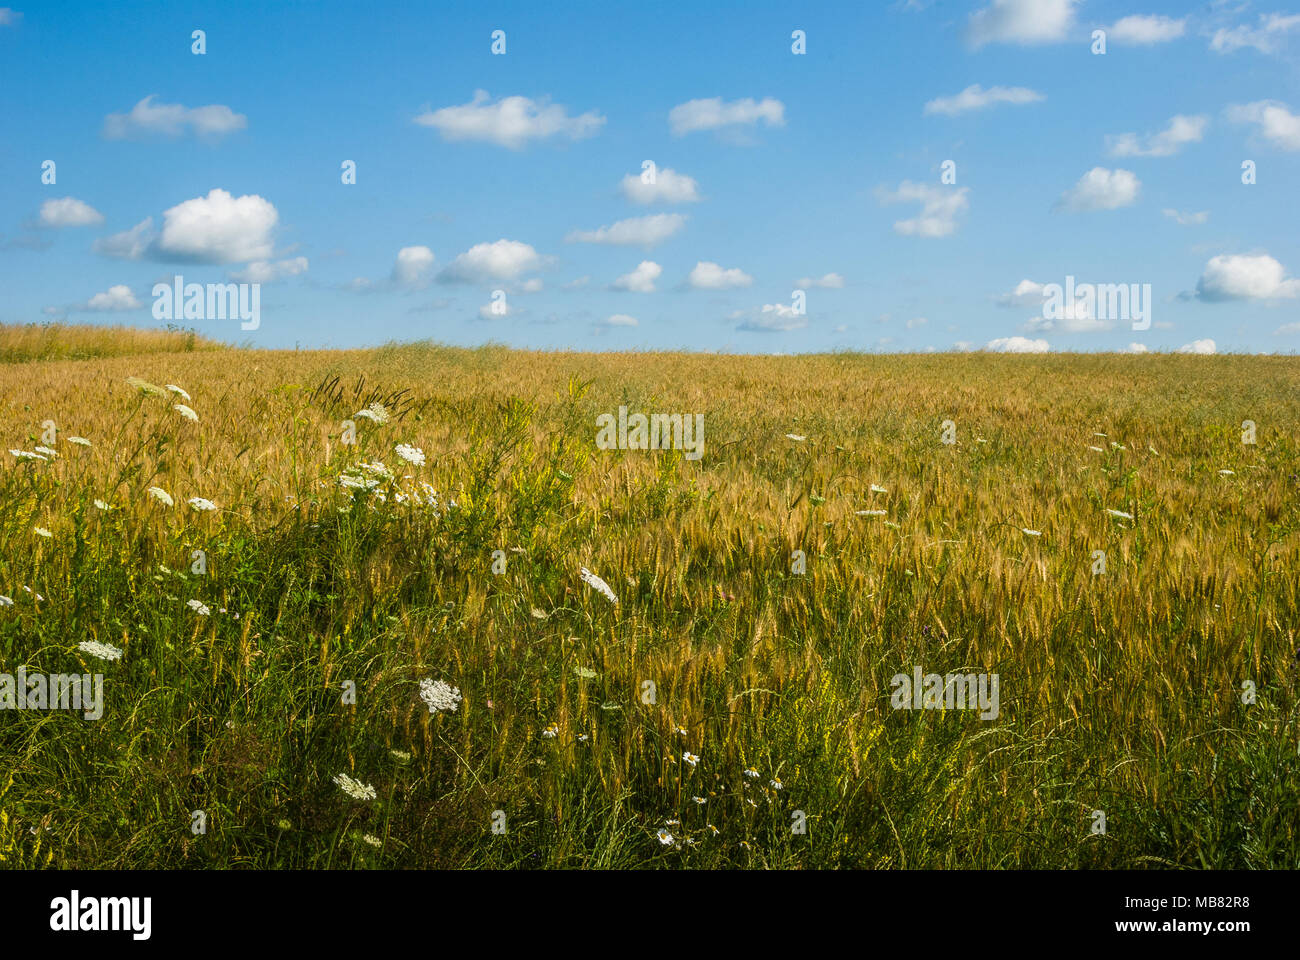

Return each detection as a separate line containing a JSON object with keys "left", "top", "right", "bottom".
{"left": 395, "top": 443, "right": 425, "bottom": 466}
{"left": 419, "top": 678, "right": 462, "bottom": 713}
{"left": 579, "top": 567, "right": 618, "bottom": 604}
{"left": 148, "top": 487, "right": 174, "bottom": 507}
{"left": 78, "top": 640, "right": 123, "bottom": 661}
{"left": 333, "top": 773, "right": 376, "bottom": 800}
{"left": 174, "top": 404, "right": 199, "bottom": 422}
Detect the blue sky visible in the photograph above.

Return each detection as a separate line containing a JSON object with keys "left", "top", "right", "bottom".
{"left": 2, "top": 0, "right": 1299, "bottom": 353}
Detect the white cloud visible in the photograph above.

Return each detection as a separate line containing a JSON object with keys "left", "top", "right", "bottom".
{"left": 876, "top": 181, "right": 970, "bottom": 237}
{"left": 229, "top": 257, "right": 309, "bottom": 284}
{"left": 1023, "top": 312, "right": 1113, "bottom": 334}
{"left": 997, "top": 279, "right": 1046, "bottom": 306}
{"left": 597, "top": 314, "right": 639, "bottom": 328}
{"left": 439, "top": 239, "right": 544, "bottom": 283}
{"left": 1225, "top": 100, "right": 1300, "bottom": 151}
{"left": 1196, "top": 253, "right": 1300, "bottom": 302}
{"left": 413, "top": 90, "right": 604, "bottom": 149}
{"left": 1106, "top": 15, "right": 1186, "bottom": 45}
{"left": 737, "top": 303, "right": 807, "bottom": 332}
{"left": 923, "top": 84, "right": 1044, "bottom": 116}
{"left": 93, "top": 218, "right": 154, "bottom": 260}
{"left": 1163, "top": 209, "right": 1208, "bottom": 225}
{"left": 967, "top": 0, "right": 1079, "bottom": 48}
{"left": 1107, "top": 115, "right": 1207, "bottom": 157}
{"left": 953, "top": 341, "right": 975, "bottom": 351}
{"left": 1058, "top": 168, "right": 1140, "bottom": 211}
{"left": 564, "top": 276, "right": 591, "bottom": 289}
{"left": 612, "top": 260, "right": 662, "bottom": 292}
{"left": 519, "top": 277, "right": 544, "bottom": 293}
{"left": 0, "top": 8, "right": 23, "bottom": 26}
{"left": 906, "top": 316, "right": 928, "bottom": 329}
{"left": 798, "top": 273, "right": 844, "bottom": 288}
{"left": 566, "top": 213, "right": 685, "bottom": 248}
{"left": 392, "top": 246, "right": 436, "bottom": 289}
{"left": 687, "top": 261, "right": 753, "bottom": 290}
{"left": 986, "top": 336, "right": 1050, "bottom": 353}
{"left": 1274, "top": 322, "right": 1300, "bottom": 334}
{"left": 478, "top": 298, "right": 512, "bottom": 320}
{"left": 668, "top": 97, "right": 785, "bottom": 136}
{"left": 1126, "top": 342, "right": 1150, "bottom": 353}
{"left": 621, "top": 168, "right": 701, "bottom": 204}
{"left": 103, "top": 95, "right": 247, "bottom": 140}
{"left": 1177, "top": 338, "right": 1217, "bottom": 354}
{"left": 83, "top": 285, "right": 141, "bottom": 311}
{"left": 156, "top": 189, "right": 278, "bottom": 264}
{"left": 39, "top": 197, "right": 104, "bottom": 227}
{"left": 1211, "top": 13, "right": 1300, "bottom": 54}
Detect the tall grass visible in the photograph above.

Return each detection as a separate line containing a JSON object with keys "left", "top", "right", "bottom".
{"left": 0, "top": 346, "right": 1297, "bottom": 868}
{"left": 0, "top": 322, "right": 221, "bottom": 364}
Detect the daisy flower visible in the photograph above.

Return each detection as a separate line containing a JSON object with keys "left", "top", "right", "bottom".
{"left": 78, "top": 640, "right": 123, "bottom": 662}
{"left": 173, "top": 404, "right": 199, "bottom": 422}
{"left": 682, "top": 752, "right": 699, "bottom": 767}
{"left": 394, "top": 444, "right": 425, "bottom": 466}
{"left": 770, "top": 778, "right": 784, "bottom": 790}
{"left": 541, "top": 722, "right": 559, "bottom": 739}
{"left": 743, "top": 768, "right": 760, "bottom": 779}
{"left": 147, "top": 487, "right": 174, "bottom": 507}
{"left": 333, "top": 773, "right": 376, "bottom": 801}
{"left": 656, "top": 828, "right": 674, "bottom": 846}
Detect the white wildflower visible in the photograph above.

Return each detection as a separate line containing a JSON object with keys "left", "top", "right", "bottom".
{"left": 361, "top": 834, "right": 382, "bottom": 848}
{"left": 188, "top": 497, "right": 218, "bottom": 512}
{"left": 174, "top": 404, "right": 199, "bottom": 422}
{"left": 579, "top": 567, "right": 618, "bottom": 605}
{"left": 870, "top": 484, "right": 888, "bottom": 494}
{"left": 78, "top": 640, "right": 123, "bottom": 661}
{"left": 68, "top": 436, "right": 91, "bottom": 447}
{"left": 166, "top": 384, "right": 191, "bottom": 401}
{"left": 1021, "top": 528, "right": 1042, "bottom": 537}
{"left": 354, "top": 402, "right": 389, "bottom": 424}
{"left": 784, "top": 434, "right": 807, "bottom": 442}
{"left": 333, "top": 773, "right": 377, "bottom": 800}
{"left": 0, "top": 596, "right": 13, "bottom": 607}
{"left": 33, "top": 527, "right": 53, "bottom": 538}
{"left": 147, "top": 487, "right": 174, "bottom": 507}
{"left": 1105, "top": 508, "right": 1134, "bottom": 520}
{"left": 34, "top": 446, "right": 57, "bottom": 457}
{"left": 418, "top": 678, "right": 462, "bottom": 713}
{"left": 682, "top": 752, "right": 699, "bottom": 767}
{"left": 9, "top": 450, "right": 47, "bottom": 461}
{"left": 656, "top": 828, "right": 674, "bottom": 846}
{"left": 394, "top": 444, "right": 425, "bottom": 466}
{"left": 187, "top": 599, "right": 211, "bottom": 616}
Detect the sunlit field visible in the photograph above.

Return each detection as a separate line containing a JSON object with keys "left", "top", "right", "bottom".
{"left": 2, "top": 332, "right": 1297, "bottom": 868}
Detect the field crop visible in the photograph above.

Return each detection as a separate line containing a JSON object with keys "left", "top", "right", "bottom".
{"left": 1, "top": 336, "right": 1297, "bottom": 868}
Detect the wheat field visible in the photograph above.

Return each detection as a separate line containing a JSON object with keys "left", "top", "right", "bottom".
{"left": 1, "top": 333, "right": 1297, "bottom": 868}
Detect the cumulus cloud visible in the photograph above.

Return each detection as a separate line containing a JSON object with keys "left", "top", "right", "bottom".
{"left": 477, "top": 297, "right": 512, "bottom": 320}
{"left": 798, "top": 273, "right": 844, "bottom": 288}
{"left": 0, "top": 8, "right": 22, "bottom": 26}
{"left": 996, "top": 279, "right": 1047, "bottom": 307}
{"left": 596, "top": 314, "right": 639, "bottom": 329}
{"left": 1211, "top": 13, "right": 1300, "bottom": 54}
{"left": 1195, "top": 253, "right": 1300, "bottom": 302}
{"left": 1225, "top": 100, "right": 1300, "bottom": 151}
{"left": 83, "top": 285, "right": 141, "bottom": 311}
{"left": 1126, "top": 342, "right": 1150, "bottom": 353}
{"left": 1106, "top": 15, "right": 1186, "bottom": 44}
{"left": 1058, "top": 168, "right": 1140, "bottom": 211}
{"left": 923, "top": 84, "right": 1044, "bottom": 116}
{"left": 1107, "top": 114, "right": 1207, "bottom": 157}
{"left": 93, "top": 218, "right": 154, "bottom": 260}
{"left": 687, "top": 261, "right": 753, "bottom": 289}
{"left": 439, "top": 239, "right": 544, "bottom": 284}
{"left": 737, "top": 303, "right": 807, "bottom": 332}
{"left": 876, "top": 181, "right": 970, "bottom": 237}
{"left": 391, "top": 246, "right": 436, "bottom": 289}
{"left": 1177, "top": 338, "right": 1217, "bottom": 354}
{"left": 156, "top": 189, "right": 278, "bottom": 263}
{"left": 229, "top": 257, "right": 309, "bottom": 284}
{"left": 611, "top": 260, "right": 662, "bottom": 292}
{"left": 621, "top": 168, "right": 701, "bottom": 204}
{"left": 966, "top": 0, "right": 1079, "bottom": 48}
{"left": 1163, "top": 209, "right": 1208, "bottom": 225}
{"left": 668, "top": 97, "right": 785, "bottom": 136}
{"left": 39, "top": 197, "right": 104, "bottom": 227}
{"left": 566, "top": 213, "right": 685, "bottom": 247}
{"left": 413, "top": 90, "right": 604, "bottom": 149}
{"left": 103, "top": 95, "right": 247, "bottom": 140}
{"left": 986, "top": 336, "right": 1050, "bottom": 353}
